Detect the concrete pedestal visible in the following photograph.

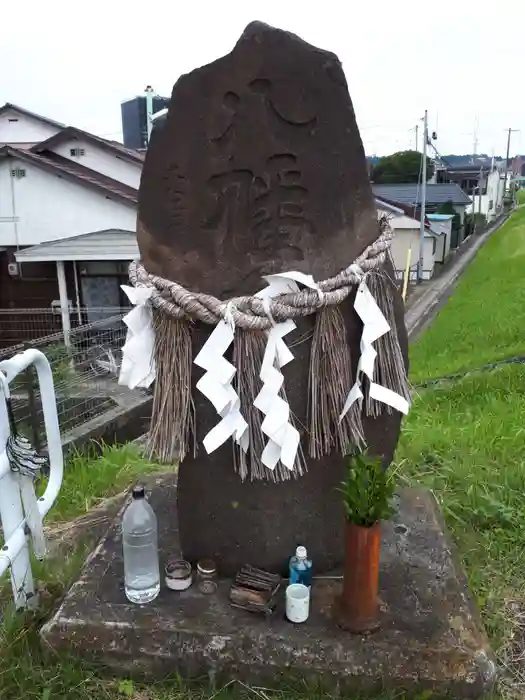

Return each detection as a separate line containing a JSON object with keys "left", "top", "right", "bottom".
{"left": 42, "top": 481, "right": 496, "bottom": 697}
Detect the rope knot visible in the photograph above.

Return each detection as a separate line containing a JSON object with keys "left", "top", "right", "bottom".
{"left": 129, "top": 222, "right": 393, "bottom": 330}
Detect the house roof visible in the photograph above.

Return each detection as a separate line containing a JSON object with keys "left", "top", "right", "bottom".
{"left": 32, "top": 126, "right": 145, "bottom": 164}
{"left": 375, "top": 195, "right": 434, "bottom": 229}
{"left": 374, "top": 197, "right": 404, "bottom": 215}
{"left": 372, "top": 183, "right": 472, "bottom": 207}
{"left": 15, "top": 230, "right": 139, "bottom": 262}
{"left": 0, "top": 146, "right": 138, "bottom": 206}
{"left": 438, "top": 163, "right": 492, "bottom": 174}
{"left": 0, "top": 102, "right": 65, "bottom": 129}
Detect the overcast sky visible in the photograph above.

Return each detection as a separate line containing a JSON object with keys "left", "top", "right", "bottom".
{"left": 2, "top": 0, "right": 523, "bottom": 157}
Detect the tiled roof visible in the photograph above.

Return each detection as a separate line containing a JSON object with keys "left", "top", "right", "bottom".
{"left": 375, "top": 195, "right": 432, "bottom": 229}
{"left": 0, "top": 146, "right": 138, "bottom": 206}
{"left": 31, "top": 126, "right": 145, "bottom": 164}
{"left": 15, "top": 230, "right": 139, "bottom": 262}
{"left": 372, "top": 183, "right": 472, "bottom": 206}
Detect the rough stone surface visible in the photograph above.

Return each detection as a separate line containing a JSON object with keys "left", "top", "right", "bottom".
{"left": 137, "top": 21, "right": 408, "bottom": 575}
{"left": 42, "top": 484, "right": 496, "bottom": 698}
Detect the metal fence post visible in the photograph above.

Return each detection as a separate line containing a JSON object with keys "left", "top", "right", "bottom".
{"left": 0, "top": 379, "right": 36, "bottom": 609}
{"left": 0, "top": 349, "right": 65, "bottom": 611}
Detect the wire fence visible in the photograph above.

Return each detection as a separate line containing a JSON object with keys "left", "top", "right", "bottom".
{"left": 0, "top": 308, "right": 147, "bottom": 449}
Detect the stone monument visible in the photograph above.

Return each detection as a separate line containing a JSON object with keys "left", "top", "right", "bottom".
{"left": 44, "top": 24, "right": 497, "bottom": 696}
{"left": 133, "top": 21, "right": 409, "bottom": 575}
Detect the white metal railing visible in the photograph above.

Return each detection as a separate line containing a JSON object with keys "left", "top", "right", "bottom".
{"left": 0, "top": 349, "right": 63, "bottom": 609}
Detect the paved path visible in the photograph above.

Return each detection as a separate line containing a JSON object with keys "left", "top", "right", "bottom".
{"left": 405, "top": 215, "right": 508, "bottom": 340}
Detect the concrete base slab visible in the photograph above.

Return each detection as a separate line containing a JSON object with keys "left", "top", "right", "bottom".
{"left": 42, "top": 482, "right": 496, "bottom": 697}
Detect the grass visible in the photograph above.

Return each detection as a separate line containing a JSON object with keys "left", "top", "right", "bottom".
{"left": 397, "top": 364, "right": 525, "bottom": 646}
{"left": 43, "top": 442, "right": 162, "bottom": 522}
{"left": 517, "top": 188, "right": 525, "bottom": 206}
{"left": 396, "top": 206, "right": 525, "bottom": 694}
{"left": 409, "top": 206, "right": 525, "bottom": 383}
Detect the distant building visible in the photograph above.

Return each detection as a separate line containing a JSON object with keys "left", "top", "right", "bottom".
{"left": 375, "top": 197, "right": 450, "bottom": 282}
{"left": 121, "top": 95, "right": 170, "bottom": 150}
{"left": 0, "top": 102, "right": 143, "bottom": 320}
{"left": 433, "top": 162, "right": 505, "bottom": 222}
{"left": 372, "top": 182, "right": 472, "bottom": 249}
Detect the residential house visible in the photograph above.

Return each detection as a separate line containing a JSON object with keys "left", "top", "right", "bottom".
{"left": 372, "top": 183, "right": 472, "bottom": 249}
{"left": 434, "top": 161, "right": 505, "bottom": 221}
{"left": 0, "top": 103, "right": 64, "bottom": 149}
{"left": 375, "top": 198, "right": 448, "bottom": 281}
{"left": 0, "top": 103, "right": 143, "bottom": 343}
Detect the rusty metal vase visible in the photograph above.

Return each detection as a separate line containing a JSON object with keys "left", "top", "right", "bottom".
{"left": 336, "top": 521, "right": 381, "bottom": 634}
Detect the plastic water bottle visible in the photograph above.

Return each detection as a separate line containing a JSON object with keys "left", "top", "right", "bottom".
{"left": 122, "top": 485, "right": 160, "bottom": 604}
{"left": 289, "top": 545, "right": 313, "bottom": 587}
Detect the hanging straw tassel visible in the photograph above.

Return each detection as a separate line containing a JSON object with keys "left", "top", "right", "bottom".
{"left": 308, "top": 306, "right": 365, "bottom": 459}
{"left": 146, "top": 311, "right": 195, "bottom": 463}
{"left": 365, "top": 268, "right": 410, "bottom": 418}
{"left": 233, "top": 329, "right": 306, "bottom": 483}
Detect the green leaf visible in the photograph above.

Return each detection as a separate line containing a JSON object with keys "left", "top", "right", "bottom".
{"left": 338, "top": 451, "right": 397, "bottom": 526}
{"left": 118, "top": 679, "right": 135, "bottom": 697}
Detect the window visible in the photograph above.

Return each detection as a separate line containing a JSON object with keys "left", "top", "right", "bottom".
{"left": 70, "top": 147, "right": 85, "bottom": 157}
{"left": 488, "top": 200, "right": 494, "bottom": 210}
{"left": 10, "top": 168, "right": 26, "bottom": 178}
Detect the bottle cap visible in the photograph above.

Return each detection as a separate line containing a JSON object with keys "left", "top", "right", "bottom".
{"left": 132, "top": 484, "right": 145, "bottom": 500}
{"left": 296, "top": 545, "right": 307, "bottom": 558}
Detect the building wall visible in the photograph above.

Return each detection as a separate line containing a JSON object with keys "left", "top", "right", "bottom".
{"left": 0, "top": 159, "right": 137, "bottom": 247}
{"left": 50, "top": 139, "right": 142, "bottom": 189}
{"left": 389, "top": 227, "right": 435, "bottom": 281}
{"left": 121, "top": 95, "right": 170, "bottom": 149}
{"left": 467, "top": 170, "right": 504, "bottom": 220}
{"left": 0, "top": 109, "right": 60, "bottom": 146}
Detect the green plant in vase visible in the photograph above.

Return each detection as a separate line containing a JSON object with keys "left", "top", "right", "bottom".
{"left": 338, "top": 452, "right": 396, "bottom": 527}
{"left": 336, "top": 452, "right": 397, "bottom": 634}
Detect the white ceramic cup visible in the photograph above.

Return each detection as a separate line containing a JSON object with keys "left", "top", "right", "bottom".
{"left": 286, "top": 583, "right": 310, "bottom": 623}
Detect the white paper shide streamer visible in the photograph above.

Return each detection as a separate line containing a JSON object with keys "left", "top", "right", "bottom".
{"left": 254, "top": 272, "right": 322, "bottom": 472}
{"left": 340, "top": 278, "right": 410, "bottom": 420}
{"left": 119, "top": 285, "right": 156, "bottom": 389}
{"left": 194, "top": 317, "right": 249, "bottom": 455}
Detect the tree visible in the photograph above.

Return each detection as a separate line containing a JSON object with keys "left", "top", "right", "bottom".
{"left": 371, "top": 150, "right": 435, "bottom": 184}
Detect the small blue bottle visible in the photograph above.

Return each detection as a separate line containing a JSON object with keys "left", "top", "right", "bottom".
{"left": 289, "top": 545, "right": 313, "bottom": 587}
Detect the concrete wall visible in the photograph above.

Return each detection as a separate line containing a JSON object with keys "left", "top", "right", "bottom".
{"left": 467, "top": 170, "right": 505, "bottom": 220}
{"left": 467, "top": 170, "right": 504, "bottom": 220}
{"left": 51, "top": 139, "right": 142, "bottom": 189}
{"left": 390, "top": 227, "right": 435, "bottom": 281}
{"left": 0, "top": 109, "right": 60, "bottom": 146}
{"left": 0, "top": 159, "right": 137, "bottom": 247}
{"left": 428, "top": 219, "right": 452, "bottom": 263}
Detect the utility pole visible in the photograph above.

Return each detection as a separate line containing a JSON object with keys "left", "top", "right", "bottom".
{"left": 478, "top": 168, "right": 483, "bottom": 220}
{"left": 414, "top": 124, "right": 419, "bottom": 151}
{"left": 144, "top": 85, "right": 155, "bottom": 146}
{"left": 472, "top": 115, "right": 479, "bottom": 159}
{"left": 504, "top": 128, "right": 520, "bottom": 207}
{"left": 418, "top": 110, "right": 428, "bottom": 283}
